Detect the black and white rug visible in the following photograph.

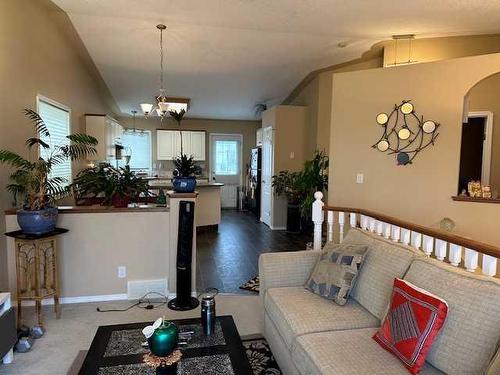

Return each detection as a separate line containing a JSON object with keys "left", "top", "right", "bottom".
{"left": 240, "top": 276, "right": 260, "bottom": 293}
{"left": 243, "top": 338, "right": 281, "bottom": 375}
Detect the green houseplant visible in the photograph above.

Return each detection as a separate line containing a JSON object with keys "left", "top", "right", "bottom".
{"left": 0, "top": 109, "right": 97, "bottom": 234}
{"left": 272, "top": 150, "right": 329, "bottom": 234}
{"left": 72, "top": 163, "right": 150, "bottom": 207}
{"left": 169, "top": 109, "right": 202, "bottom": 192}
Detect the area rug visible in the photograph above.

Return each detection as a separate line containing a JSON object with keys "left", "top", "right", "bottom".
{"left": 240, "top": 276, "right": 260, "bottom": 293}
{"left": 243, "top": 338, "right": 282, "bottom": 374}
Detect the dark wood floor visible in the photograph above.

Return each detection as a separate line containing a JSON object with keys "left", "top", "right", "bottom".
{"left": 196, "top": 210, "right": 312, "bottom": 294}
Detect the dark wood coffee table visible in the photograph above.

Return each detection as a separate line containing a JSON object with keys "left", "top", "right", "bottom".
{"left": 79, "top": 315, "right": 253, "bottom": 375}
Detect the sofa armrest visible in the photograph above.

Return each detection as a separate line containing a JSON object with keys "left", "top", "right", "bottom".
{"left": 258, "top": 250, "right": 320, "bottom": 300}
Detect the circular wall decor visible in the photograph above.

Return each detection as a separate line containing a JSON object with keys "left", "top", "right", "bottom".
{"left": 372, "top": 101, "right": 440, "bottom": 165}
{"left": 376, "top": 113, "right": 389, "bottom": 125}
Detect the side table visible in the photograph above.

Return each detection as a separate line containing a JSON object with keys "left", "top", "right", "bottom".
{"left": 5, "top": 228, "right": 68, "bottom": 328}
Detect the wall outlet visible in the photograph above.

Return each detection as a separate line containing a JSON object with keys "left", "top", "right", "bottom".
{"left": 290, "top": 151, "right": 295, "bottom": 159}
{"left": 118, "top": 266, "right": 127, "bottom": 279}
{"left": 356, "top": 173, "right": 364, "bottom": 184}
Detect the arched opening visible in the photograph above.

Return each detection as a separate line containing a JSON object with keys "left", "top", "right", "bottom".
{"left": 458, "top": 72, "right": 500, "bottom": 197}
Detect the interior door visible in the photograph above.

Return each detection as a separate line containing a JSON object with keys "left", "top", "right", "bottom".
{"left": 210, "top": 134, "right": 242, "bottom": 208}
{"left": 260, "top": 127, "right": 273, "bottom": 226}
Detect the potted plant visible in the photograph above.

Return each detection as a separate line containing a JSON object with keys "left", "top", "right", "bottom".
{"left": 272, "top": 150, "right": 329, "bottom": 234}
{"left": 169, "top": 109, "right": 202, "bottom": 193}
{"left": 299, "top": 150, "right": 329, "bottom": 234}
{"left": 272, "top": 170, "right": 305, "bottom": 233}
{"left": 72, "top": 164, "right": 150, "bottom": 207}
{"left": 0, "top": 109, "right": 97, "bottom": 234}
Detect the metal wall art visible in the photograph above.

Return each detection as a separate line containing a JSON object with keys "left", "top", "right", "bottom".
{"left": 372, "top": 101, "right": 439, "bottom": 165}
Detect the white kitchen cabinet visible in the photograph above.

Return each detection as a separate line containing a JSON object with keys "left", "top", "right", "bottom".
{"left": 190, "top": 131, "right": 206, "bottom": 161}
{"left": 157, "top": 130, "right": 206, "bottom": 160}
{"left": 85, "top": 115, "right": 124, "bottom": 161}
{"left": 256, "top": 128, "right": 263, "bottom": 146}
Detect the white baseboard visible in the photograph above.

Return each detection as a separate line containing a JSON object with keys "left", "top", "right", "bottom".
{"left": 270, "top": 226, "right": 286, "bottom": 230}
{"left": 14, "top": 292, "right": 199, "bottom": 306}
{"left": 14, "top": 293, "right": 128, "bottom": 306}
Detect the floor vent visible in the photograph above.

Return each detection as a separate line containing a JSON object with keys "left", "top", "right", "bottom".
{"left": 127, "top": 279, "right": 168, "bottom": 300}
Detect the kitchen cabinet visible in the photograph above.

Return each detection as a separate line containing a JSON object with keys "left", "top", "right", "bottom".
{"left": 85, "top": 115, "right": 124, "bottom": 161}
{"left": 157, "top": 130, "right": 206, "bottom": 161}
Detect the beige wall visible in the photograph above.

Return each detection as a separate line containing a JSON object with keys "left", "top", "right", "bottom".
{"left": 0, "top": 0, "right": 118, "bottom": 290}
{"left": 118, "top": 116, "right": 260, "bottom": 177}
{"left": 288, "top": 58, "right": 383, "bottom": 154}
{"left": 329, "top": 53, "right": 500, "bottom": 245}
{"left": 468, "top": 72, "right": 500, "bottom": 191}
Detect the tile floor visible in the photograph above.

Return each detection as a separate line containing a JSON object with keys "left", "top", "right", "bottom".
{"left": 196, "top": 210, "right": 312, "bottom": 293}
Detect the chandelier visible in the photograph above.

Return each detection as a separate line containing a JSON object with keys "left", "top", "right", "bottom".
{"left": 140, "top": 24, "right": 189, "bottom": 120}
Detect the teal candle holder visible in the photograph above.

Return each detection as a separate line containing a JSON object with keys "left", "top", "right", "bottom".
{"left": 147, "top": 320, "right": 179, "bottom": 357}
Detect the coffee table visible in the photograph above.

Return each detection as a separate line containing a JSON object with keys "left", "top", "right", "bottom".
{"left": 79, "top": 315, "right": 253, "bottom": 375}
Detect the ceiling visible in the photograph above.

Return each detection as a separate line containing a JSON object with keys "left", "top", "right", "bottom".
{"left": 53, "top": 0, "right": 500, "bottom": 120}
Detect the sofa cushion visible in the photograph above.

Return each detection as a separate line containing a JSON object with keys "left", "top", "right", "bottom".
{"left": 373, "top": 278, "right": 449, "bottom": 375}
{"left": 403, "top": 257, "right": 500, "bottom": 375}
{"left": 305, "top": 243, "right": 368, "bottom": 305}
{"left": 342, "top": 228, "right": 421, "bottom": 319}
{"left": 292, "top": 328, "right": 444, "bottom": 375}
{"left": 264, "top": 287, "right": 379, "bottom": 351}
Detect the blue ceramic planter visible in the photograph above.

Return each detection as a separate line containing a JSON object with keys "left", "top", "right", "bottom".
{"left": 17, "top": 207, "right": 58, "bottom": 235}
{"left": 172, "top": 176, "right": 197, "bottom": 193}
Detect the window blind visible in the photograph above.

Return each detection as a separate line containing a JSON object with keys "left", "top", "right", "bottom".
{"left": 121, "top": 131, "right": 152, "bottom": 171}
{"left": 38, "top": 99, "right": 71, "bottom": 186}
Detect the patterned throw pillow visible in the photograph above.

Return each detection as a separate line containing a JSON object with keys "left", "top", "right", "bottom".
{"left": 305, "top": 243, "right": 368, "bottom": 305}
{"left": 373, "top": 278, "right": 448, "bottom": 375}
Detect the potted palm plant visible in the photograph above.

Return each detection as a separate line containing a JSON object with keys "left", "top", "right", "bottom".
{"left": 0, "top": 109, "right": 97, "bottom": 234}
{"left": 169, "top": 109, "right": 202, "bottom": 193}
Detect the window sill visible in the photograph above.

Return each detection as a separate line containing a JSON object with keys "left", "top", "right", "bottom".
{"left": 452, "top": 196, "right": 500, "bottom": 204}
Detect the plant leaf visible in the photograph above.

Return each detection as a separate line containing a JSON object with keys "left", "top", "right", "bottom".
{"left": 26, "top": 137, "right": 50, "bottom": 149}
{"left": 0, "top": 150, "right": 32, "bottom": 169}
{"left": 23, "top": 109, "right": 50, "bottom": 137}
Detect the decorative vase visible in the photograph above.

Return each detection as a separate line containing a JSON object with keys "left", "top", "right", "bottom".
{"left": 147, "top": 320, "right": 179, "bottom": 357}
{"left": 172, "top": 176, "right": 197, "bottom": 193}
{"left": 111, "top": 194, "right": 129, "bottom": 208}
{"left": 17, "top": 207, "right": 58, "bottom": 235}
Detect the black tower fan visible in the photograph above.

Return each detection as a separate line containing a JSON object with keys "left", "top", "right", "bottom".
{"left": 167, "top": 201, "right": 200, "bottom": 311}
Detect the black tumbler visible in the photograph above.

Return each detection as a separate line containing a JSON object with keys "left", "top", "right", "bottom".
{"left": 200, "top": 288, "right": 218, "bottom": 335}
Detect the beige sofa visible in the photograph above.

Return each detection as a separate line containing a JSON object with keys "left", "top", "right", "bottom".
{"left": 259, "top": 228, "right": 500, "bottom": 375}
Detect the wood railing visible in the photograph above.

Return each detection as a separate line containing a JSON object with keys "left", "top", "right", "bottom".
{"left": 312, "top": 192, "right": 500, "bottom": 277}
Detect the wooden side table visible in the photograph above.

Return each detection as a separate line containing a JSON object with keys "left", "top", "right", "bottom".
{"left": 5, "top": 228, "right": 68, "bottom": 328}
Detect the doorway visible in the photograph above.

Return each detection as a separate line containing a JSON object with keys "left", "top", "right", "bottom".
{"left": 209, "top": 134, "right": 242, "bottom": 208}
{"left": 458, "top": 112, "right": 493, "bottom": 194}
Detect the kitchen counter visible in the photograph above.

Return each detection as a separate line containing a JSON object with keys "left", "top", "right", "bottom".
{"left": 147, "top": 180, "right": 224, "bottom": 188}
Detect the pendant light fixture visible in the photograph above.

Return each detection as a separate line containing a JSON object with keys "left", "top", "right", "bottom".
{"left": 386, "top": 34, "right": 418, "bottom": 67}
{"left": 140, "top": 24, "right": 190, "bottom": 120}
{"left": 125, "top": 110, "right": 146, "bottom": 136}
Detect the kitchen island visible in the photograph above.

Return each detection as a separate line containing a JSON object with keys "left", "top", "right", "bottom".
{"left": 148, "top": 180, "right": 223, "bottom": 229}
{"left": 3, "top": 193, "right": 197, "bottom": 303}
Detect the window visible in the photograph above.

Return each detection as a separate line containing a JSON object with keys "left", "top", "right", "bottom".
{"left": 121, "top": 130, "right": 152, "bottom": 171}
{"left": 214, "top": 140, "right": 239, "bottom": 175}
{"left": 37, "top": 96, "right": 71, "bottom": 185}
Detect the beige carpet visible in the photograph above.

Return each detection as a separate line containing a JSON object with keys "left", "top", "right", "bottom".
{"left": 0, "top": 294, "right": 263, "bottom": 375}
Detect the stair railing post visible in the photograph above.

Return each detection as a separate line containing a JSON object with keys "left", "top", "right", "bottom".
{"left": 312, "top": 192, "right": 324, "bottom": 250}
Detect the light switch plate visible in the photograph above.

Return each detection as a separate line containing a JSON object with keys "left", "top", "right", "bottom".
{"left": 356, "top": 173, "right": 364, "bottom": 184}
{"left": 118, "top": 266, "right": 127, "bottom": 278}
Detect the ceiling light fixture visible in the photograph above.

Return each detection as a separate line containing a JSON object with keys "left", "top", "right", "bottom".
{"left": 386, "top": 34, "right": 418, "bottom": 67}
{"left": 125, "top": 110, "right": 146, "bottom": 136}
{"left": 140, "top": 24, "right": 190, "bottom": 121}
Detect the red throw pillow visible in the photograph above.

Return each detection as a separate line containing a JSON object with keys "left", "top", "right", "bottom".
{"left": 373, "top": 278, "right": 448, "bottom": 374}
